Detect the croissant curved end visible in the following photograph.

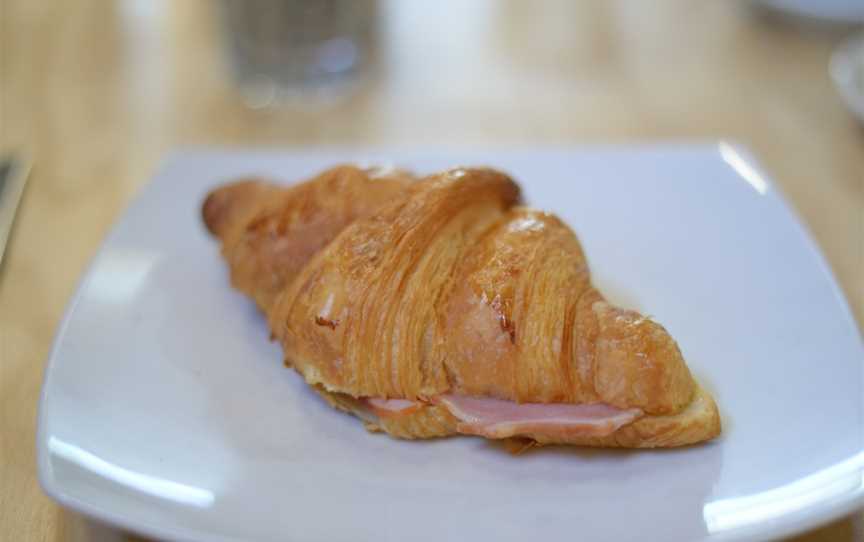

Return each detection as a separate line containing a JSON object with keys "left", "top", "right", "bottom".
{"left": 201, "top": 179, "right": 264, "bottom": 236}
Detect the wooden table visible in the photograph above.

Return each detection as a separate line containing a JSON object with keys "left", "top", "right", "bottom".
{"left": 2, "top": 1, "right": 861, "bottom": 540}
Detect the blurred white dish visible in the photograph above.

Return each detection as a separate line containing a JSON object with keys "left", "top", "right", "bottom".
{"left": 38, "top": 146, "right": 864, "bottom": 542}
{"left": 831, "top": 34, "right": 864, "bottom": 123}
{"left": 753, "top": 0, "right": 864, "bottom": 23}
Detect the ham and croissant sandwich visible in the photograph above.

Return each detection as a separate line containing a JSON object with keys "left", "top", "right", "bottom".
{"left": 202, "top": 165, "right": 721, "bottom": 448}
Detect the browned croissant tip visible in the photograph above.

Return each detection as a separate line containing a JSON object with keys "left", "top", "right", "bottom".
{"left": 202, "top": 179, "right": 263, "bottom": 237}
{"left": 201, "top": 191, "right": 225, "bottom": 236}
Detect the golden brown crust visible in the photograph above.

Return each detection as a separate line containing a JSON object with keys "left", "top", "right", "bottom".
{"left": 591, "top": 302, "right": 695, "bottom": 414}
{"left": 268, "top": 168, "right": 696, "bottom": 414}
{"left": 204, "top": 165, "right": 721, "bottom": 448}
{"left": 441, "top": 208, "right": 590, "bottom": 403}
{"left": 269, "top": 168, "right": 522, "bottom": 399}
{"left": 204, "top": 165, "right": 411, "bottom": 311}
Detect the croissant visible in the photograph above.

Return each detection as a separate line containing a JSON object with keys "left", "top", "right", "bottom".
{"left": 203, "top": 165, "right": 721, "bottom": 448}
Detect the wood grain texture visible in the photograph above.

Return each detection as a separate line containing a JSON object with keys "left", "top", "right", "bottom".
{"left": 0, "top": 1, "right": 860, "bottom": 540}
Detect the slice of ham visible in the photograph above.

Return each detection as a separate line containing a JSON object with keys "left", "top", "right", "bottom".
{"left": 435, "top": 395, "right": 642, "bottom": 439}
{"left": 363, "top": 395, "right": 642, "bottom": 439}
{"left": 365, "top": 397, "right": 423, "bottom": 418}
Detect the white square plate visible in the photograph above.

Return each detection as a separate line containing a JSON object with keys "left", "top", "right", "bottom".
{"left": 38, "top": 146, "right": 864, "bottom": 542}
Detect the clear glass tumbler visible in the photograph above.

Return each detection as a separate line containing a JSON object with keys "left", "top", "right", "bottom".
{"left": 218, "top": 0, "right": 378, "bottom": 107}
